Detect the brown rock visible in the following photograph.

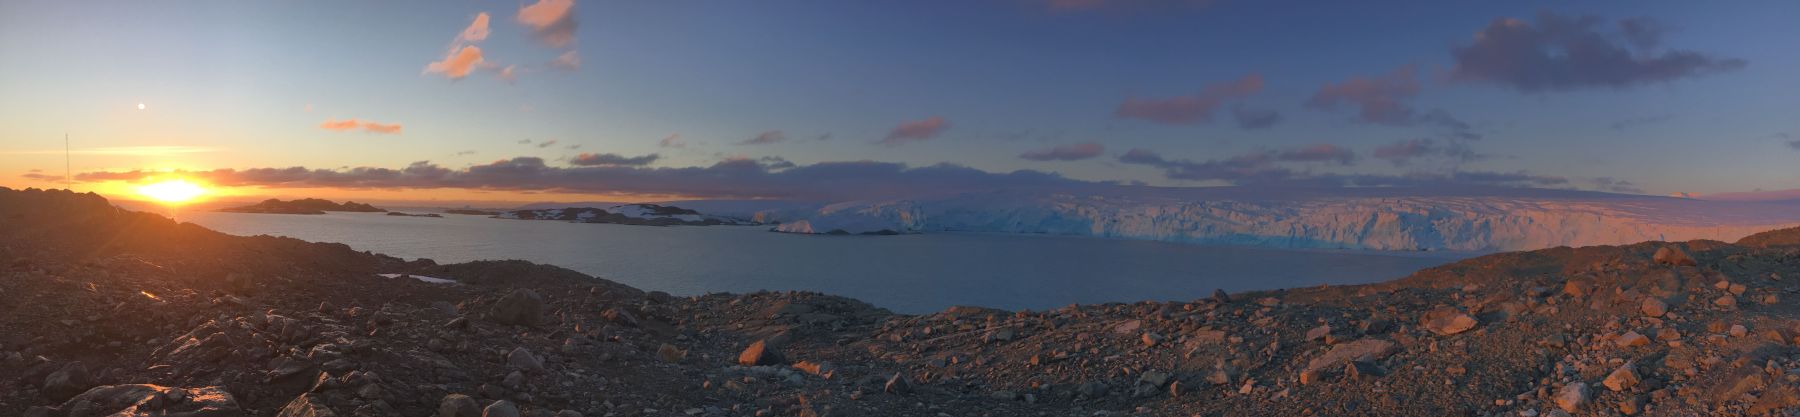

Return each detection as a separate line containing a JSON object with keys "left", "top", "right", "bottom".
{"left": 1615, "top": 331, "right": 1650, "bottom": 348}
{"left": 1640, "top": 297, "right": 1668, "bottom": 318}
{"left": 43, "top": 362, "right": 92, "bottom": 402}
{"left": 1556, "top": 382, "right": 1590, "bottom": 412}
{"left": 656, "top": 343, "right": 687, "bottom": 363}
{"left": 440, "top": 394, "right": 482, "bottom": 417}
{"left": 738, "top": 340, "right": 784, "bottom": 366}
{"left": 275, "top": 393, "right": 337, "bottom": 417}
{"left": 1420, "top": 308, "right": 1478, "bottom": 336}
{"left": 1653, "top": 246, "right": 1696, "bottom": 266}
{"left": 1603, "top": 363, "right": 1639, "bottom": 392}
{"left": 54, "top": 384, "right": 243, "bottom": 417}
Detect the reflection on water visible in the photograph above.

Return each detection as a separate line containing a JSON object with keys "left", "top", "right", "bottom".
{"left": 183, "top": 210, "right": 1472, "bottom": 313}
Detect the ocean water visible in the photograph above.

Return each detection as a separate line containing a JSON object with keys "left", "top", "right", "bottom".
{"left": 180, "top": 210, "right": 1474, "bottom": 313}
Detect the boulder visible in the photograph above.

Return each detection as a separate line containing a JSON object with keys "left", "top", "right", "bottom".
{"left": 439, "top": 394, "right": 482, "bottom": 417}
{"left": 1653, "top": 246, "right": 1696, "bottom": 266}
{"left": 883, "top": 372, "right": 912, "bottom": 394}
{"left": 275, "top": 393, "right": 336, "bottom": 417}
{"left": 1556, "top": 382, "right": 1590, "bottom": 412}
{"left": 55, "top": 384, "right": 243, "bottom": 417}
{"left": 1603, "top": 363, "right": 1639, "bottom": 392}
{"left": 43, "top": 362, "right": 92, "bottom": 402}
{"left": 483, "top": 400, "right": 522, "bottom": 417}
{"left": 1420, "top": 309, "right": 1478, "bottom": 336}
{"left": 490, "top": 289, "right": 545, "bottom": 326}
{"left": 737, "top": 340, "right": 784, "bottom": 366}
{"left": 1640, "top": 298, "right": 1669, "bottom": 318}
{"left": 507, "top": 347, "right": 545, "bottom": 373}
{"left": 1303, "top": 338, "right": 1398, "bottom": 376}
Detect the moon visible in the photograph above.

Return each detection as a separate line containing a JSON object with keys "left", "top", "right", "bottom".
{"left": 137, "top": 103, "right": 146, "bottom": 110}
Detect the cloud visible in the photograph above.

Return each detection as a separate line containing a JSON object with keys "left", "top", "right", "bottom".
{"left": 1276, "top": 144, "right": 1355, "bottom": 165}
{"left": 318, "top": 119, "right": 403, "bottom": 135}
{"left": 739, "top": 130, "right": 787, "bottom": 145}
{"left": 1787, "top": 140, "right": 1800, "bottom": 151}
{"left": 517, "top": 139, "right": 532, "bottom": 145}
{"left": 454, "top": 150, "right": 478, "bottom": 156}
{"left": 569, "top": 152, "right": 660, "bottom": 166}
{"left": 551, "top": 51, "right": 580, "bottom": 71}
{"left": 1449, "top": 12, "right": 1746, "bottom": 92}
{"left": 21, "top": 172, "right": 61, "bottom": 182}
{"left": 518, "top": 0, "right": 578, "bottom": 48}
{"left": 1609, "top": 114, "right": 1674, "bottom": 130}
{"left": 1306, "top": 66, "right": 1420, "bottom": 126}
{"left": 1371, "top": 139, "right": 1486, "bottom": 166}
{"left": 1590, "top": 177, "right": 1644, "bottom": 194}
{"left": 1115, "top": 73, "right": 1265, "bottom": 125}
{"left": 536, "top": 140, "right": 559, "bottom": 148}
{"left": 499, "top": 65, "right": 520, "bottom": 83}
{"left": 1231, "top": 106, "right": 1282, "bottom": 129}
{"left": 1019, "top": 142, "right": 1105, "bottom": 161}
{"left": 658, "top": 134, "right": 687, "bottom": 149}
{"left": 460, "top": 12, "right": 491, "bottom": 43}
{"left": 72, "top": 157, "right": 1093, "bottom": 201}
{"left": 424, "top": 45, "right": 485, "bottom": 80}
{"left": 879, "top": 116, "right": 950, "bottom": 146}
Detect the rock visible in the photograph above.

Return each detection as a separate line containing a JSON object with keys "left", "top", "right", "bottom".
{"left": 1615, "top": 331, "right": 1650, "bottom": 348}
{"left": 276, "top": 393, "right": 337, "bottom": 417}
{"left": 1603, "top": 363, "right": 1639, "bottom": 392}
{"left": 1714, "top": 295, "right": 1737, "bottom": 308}
{"left": 1077, "top": 381, "right": 1109, "bottom": 398}
{"left": 43, "top": 362, "right": 92, "bottom": 402}
{"left": 1729, "top": 324, "right": 1748, "bottom": 337}
{"left": 737, "top": 340, "right": 784, "bottom": 366}
{"left": 440, "top": 394, "right": 483, "bottom": 417}
{"left": 483, "top": 400, "right": 522, "bottom": 417}
{"left": 1305, "top": 325, "right": 1331, "bottom": 341}
{"left": 1640, "top": 298, "right": 1668, "bottom": 318}
{"left": 1421, "top": 309, "right": 1477, "bottom": 336}
{"left": 883, "top": 373, "right": 912, "bottom": 395}
{"left": 656, "top": 343, "right": 687, "bottom": 363}
{"left": 1141, "top": 332, "right": 1165, "bottom": 347}
{"left": 507, "top": 347, "right": 545, "bottom": 373}
{"left": 1653, "top": 246, "right": 1696, "bottom": 266}
{"left": 1555, "top": 382, "right": 1589, "bottom": 412}
{"left": 54, "top": 384, "right": 243, "bottom": 417}
{"left": 1303, "top": 338, "right": 1398, "bottom": 375}
{"left": 491, "top": 289, "right": 545, "bottom": 326}
{"left": 1211, "top": 289, "right": 1231, "bottom": 303}
{"left": 1345, "top": 360, "right": 1385, "bottom": 380}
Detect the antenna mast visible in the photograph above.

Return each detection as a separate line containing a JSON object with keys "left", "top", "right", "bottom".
{"left": 65, "top": 133, "right": 72, "bottom": 190}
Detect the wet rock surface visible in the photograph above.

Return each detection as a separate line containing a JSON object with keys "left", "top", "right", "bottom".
{"left": 9, "top": 187, "right": 1800, "bottom": 416}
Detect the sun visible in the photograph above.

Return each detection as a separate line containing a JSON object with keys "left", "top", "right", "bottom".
{"left": 136, "top": 179, "right": 208, "bottom": 204}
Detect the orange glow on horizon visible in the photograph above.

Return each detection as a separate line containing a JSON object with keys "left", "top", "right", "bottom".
{"left": 135, "top": 179, "right": 208, "bottom": 204}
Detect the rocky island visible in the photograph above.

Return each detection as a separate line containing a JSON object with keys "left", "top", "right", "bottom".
{"left": 499, "top": 204, "right": 753, "bottom": 226}
{"left": 7, "top": 186, "right": 1800, "bottom": 417}
{"left": 445, "top": 209, "right": 502, "bottom": 216}
{"left": 217, "top": 198, "right": 387, "bottom": 215}
{"left": 386, "top": 212, "right": 444, "bottom": 218}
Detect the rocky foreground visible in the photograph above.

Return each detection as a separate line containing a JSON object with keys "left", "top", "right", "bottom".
{"left": 6, "top": 187, "right": 1800, "bottom": 417}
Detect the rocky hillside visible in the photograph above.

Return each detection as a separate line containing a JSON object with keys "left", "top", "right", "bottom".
{"left": 498, "top": 204, "right": 752, "bottom": 226}
{"left": 219, "top": 198, "right": 387, "bottom": 215}
{"left": 6, "top": 186, "right": 1800, "bottom": 416}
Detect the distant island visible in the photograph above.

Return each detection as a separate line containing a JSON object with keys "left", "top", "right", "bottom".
{"left": 385, "top": 211, "right": 443, "bottom": 218}
{"left": 498, "top": 203, "right": 753, "bottom": 226}
{"left": 217, "top": 198, "right": 386, "bottom": 215}
{"left": 444, "top": 209, "right": 502, "bottom": 216}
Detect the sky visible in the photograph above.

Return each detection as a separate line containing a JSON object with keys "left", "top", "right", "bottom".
{"left": 1, "top": 0, "right": 1796, "bottom": 204}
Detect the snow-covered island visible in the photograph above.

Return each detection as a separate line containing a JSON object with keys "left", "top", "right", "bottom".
{"left": 496, "top": 203, "right": 754, "bottom": 226}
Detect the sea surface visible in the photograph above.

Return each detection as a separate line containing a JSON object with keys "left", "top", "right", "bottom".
{"left": 179, "top": 210, "right": 1475, "bottom": 313}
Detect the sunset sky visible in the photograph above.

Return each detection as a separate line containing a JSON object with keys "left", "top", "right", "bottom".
{"left": 2, "top": 1, "right": 1796, "bottom": 204}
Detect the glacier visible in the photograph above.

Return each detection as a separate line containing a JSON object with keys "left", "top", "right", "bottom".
{"left": 746, "top": 187, "right": 1800, "bottom": 252}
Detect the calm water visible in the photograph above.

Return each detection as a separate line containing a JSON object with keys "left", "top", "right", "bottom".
{"left": 179, "top": 210, "right": 1473, "bottom": 313}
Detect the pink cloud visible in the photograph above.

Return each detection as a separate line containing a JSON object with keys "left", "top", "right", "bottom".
{"left": 426, "top": 45, "right": 485, "bottom": 80}
{"left": 319, "top": 119, "right": 403, "bottom": 135}
{"left": 460, "top": 12, "right": 491, "bottom": 43}
{"left": 551, "top": 51, "right": 580, "bottom": 71}
{"left": 1115, "top": 73, "right": 1264, "bottom": 125}
{"left": 1306, "top": 65, "right": 1421, "bottom": 125}
{"left": 739, "top": 130, "right": 786, "bottom": 145}
{"left": 879, "top": 116, "right": 949, "bottom": 146}
{"left": 518, "top": 0, "right": 578, "bottom": 47}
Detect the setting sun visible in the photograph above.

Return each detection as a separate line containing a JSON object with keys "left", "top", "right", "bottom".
{"left": 136, "top": 179, "right": 207, "bottom": 203}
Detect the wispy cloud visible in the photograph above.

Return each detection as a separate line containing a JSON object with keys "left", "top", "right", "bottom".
{"left": 1116, "top": 73, "right": 1265, "bottom": 125}
{"left": 1307, "top": 66, "right": 1481, "bottom": 140}
{"left": 658, "top": 134, "right": 687, "bottom": 149}
{"left": 739, "top": 130, "right": 787, "bottom": 146}
{"left": 879, "top": 116, "right": 949, "bottom": 146}
{"left": 536, "top": 139, "right": 559, "bottom": 148}
{"left": 1019, "top": 142, "right": 1105, "bottom": 161}
{"left": 551, "top": 51, "right": 580, "bottom": 71}
{"left": 570, "top": 152, "right": 660, "bottom": 166}
{"left": 319, "top": 119, "right": 403, "bottom": 134}
{"left": 424, "top": 13, "right": 494, "bottom": 80}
